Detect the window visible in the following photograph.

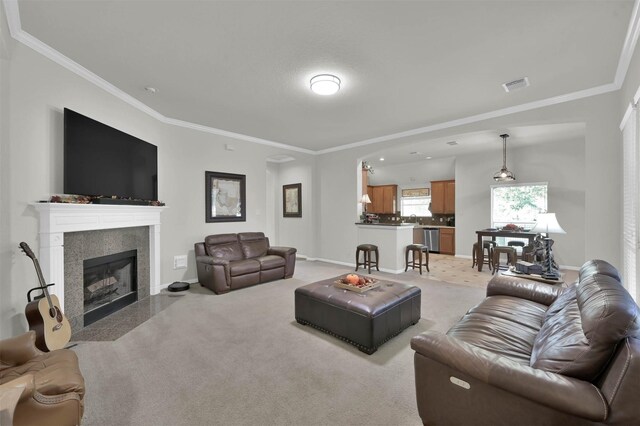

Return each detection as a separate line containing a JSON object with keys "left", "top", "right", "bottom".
{"left": 491, "top": 183, "right": 548, "bottom": 230}
{"left": 622, "top": 101, "right": 638, "bottom": 301}
{"left": 401, "top": 196, "right": 432, "bottom": 217}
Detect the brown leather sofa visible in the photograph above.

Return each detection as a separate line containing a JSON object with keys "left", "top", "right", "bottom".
{"left": 0, "top": 331, "right": 85, "bottom": 426}
{"left": 195, "top": 232, "right": 296, "bottom": 294}
{"left": 411, "top": 259, "right": 640, "bottom": 426}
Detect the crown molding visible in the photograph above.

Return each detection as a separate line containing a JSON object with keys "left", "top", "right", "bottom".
{"left": 615, "top": 0, "right": 640, "bottom": 86}
{"left": 160, "top": 116, "right": 314, "bottom": 154}
{"left": 4, "top": 0, "right": 640, "bottom": 156}
{"left": 318, "top": 83, "right": 618, "bottom": 154}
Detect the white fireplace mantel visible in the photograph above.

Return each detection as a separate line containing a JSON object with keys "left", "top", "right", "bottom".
{"left": 32, "top": 203, "right": 167, "bottom": 310}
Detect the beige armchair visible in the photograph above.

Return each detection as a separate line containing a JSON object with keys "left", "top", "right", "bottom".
{"left": 0, "top": 331, "right": 85, "bottom": 426}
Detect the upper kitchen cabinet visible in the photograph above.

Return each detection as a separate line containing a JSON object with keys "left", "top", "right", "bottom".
{"left": 368, "top": 184, "right": 397, "bottom": 214}
{"left": 431, "top": 180, "right": 455, "bottom": 214}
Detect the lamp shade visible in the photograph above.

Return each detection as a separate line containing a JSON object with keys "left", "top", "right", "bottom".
{"left": 530, "top": 213, "right": 566, "bottom": 235}
{"left": 361, "top": 194, "right": 372, "bottom": 204}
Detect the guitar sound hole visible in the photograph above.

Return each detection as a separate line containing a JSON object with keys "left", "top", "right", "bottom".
{"left": 49, "top": 307, "right": 57, "bottom": 318}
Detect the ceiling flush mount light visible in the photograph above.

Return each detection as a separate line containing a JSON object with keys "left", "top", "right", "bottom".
{"left": 493, "top": 133, "right": 516, "bottom": 182}
{"left": 379, "top": 157, "right": 385, "bottom": 161}
{"left": 310, "top": 74, "right": 341, "bottom": 95}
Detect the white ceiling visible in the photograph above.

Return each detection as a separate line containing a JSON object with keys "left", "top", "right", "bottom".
{"left": 11, "top": 0, "right": 637, "bottom": 153}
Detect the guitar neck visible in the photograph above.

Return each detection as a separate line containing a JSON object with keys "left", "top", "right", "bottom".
{"left": 31, "top": 257, "right": 54, "bottom": 308}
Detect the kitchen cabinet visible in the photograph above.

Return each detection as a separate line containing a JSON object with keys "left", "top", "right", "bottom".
{"left": 368, "top": 184, "right": 397, "bottom": 214}
{"left": 431, "top": 179, "right": 455, "bottom": 214}
{"left": 440, "top": 228, "right": 455, "bottom": 255}
{"left": 413, "top": 227, "right": 424, "bottom": 244}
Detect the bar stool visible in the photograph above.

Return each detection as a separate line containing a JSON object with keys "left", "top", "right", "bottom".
{"left": 492, "top": 246, "right": 517, "bottom": 274}
{"left": 472, "top": 241, "right": 496, "bottom": 271}
{"left": 508, "top": 240, "right": 525, "bottom": 259}
{"left": 405, "top": 244, "right": 430, "bottom": 274}
{"left": 355, "top": 244, "right": 379, "bottom": 274}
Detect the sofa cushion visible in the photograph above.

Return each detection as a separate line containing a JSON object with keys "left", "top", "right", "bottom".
{"left": 241, "top": 239, "right": 269, "bottom": 259}
{"left": 447, "top": 296, "right": 547, "bottom": 364}
{"left": 205, "top": 234, "right": 244, "bottom": 262}
{"left": 257, "top": 255, "right": 286, "bottom": 270}
{"left": 531, "top": 273, "right": 640, "bottom": 380}
{"left": 578, "top": 259, "right": 621, "bottom": 282}
{"left": 229, "top": 259, "right": 261, "bottom": 277}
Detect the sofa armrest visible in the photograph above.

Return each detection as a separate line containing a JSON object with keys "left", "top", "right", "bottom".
{"left": 195, "top": 256, "right": 231, "bottom": 294}
{"left": 411, "top": 331, "right": 607, "bottom": 422}
{"left": 0, "top": 332, "right": 43, "bottom": 367}
{"left": 268, "top": 246, "right": 296, "bottom": 257}
{"left": 268, "top": 246, "right": 297, "bottom": 278}
{"left": 486, "top": 274, "right": 563, "bottom": 306}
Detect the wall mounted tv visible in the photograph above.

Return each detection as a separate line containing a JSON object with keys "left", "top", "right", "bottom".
{"left": 64, "top": 108, "right": 158, "bottom": 202}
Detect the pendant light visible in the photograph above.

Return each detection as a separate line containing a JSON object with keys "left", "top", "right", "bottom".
{"left": 493, "top": 133, "right": 515, "bottom": 182}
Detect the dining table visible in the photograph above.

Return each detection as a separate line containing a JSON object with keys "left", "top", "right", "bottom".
{"left": 475, "top": 229, "right": 538, "bottom": 272}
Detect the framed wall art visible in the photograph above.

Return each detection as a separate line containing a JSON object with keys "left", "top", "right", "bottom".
{"left": 283, "top": 183, "right": 302, "bottom": 218}
{"left": 205, "top": 171, "right": 246, "bottom": 222}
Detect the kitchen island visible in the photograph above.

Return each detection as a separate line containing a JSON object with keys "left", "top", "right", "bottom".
{"left": 355, "top": 223, "right": 414, "bottom": 273}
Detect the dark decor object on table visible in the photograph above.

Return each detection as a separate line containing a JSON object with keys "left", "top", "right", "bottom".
{"left": 295, "top": 277, "right": 421, "bottom": 354}
{"left": 194, "top": 232, "right": 296, "bottom": 294}
{"left": 411, "top": 259, "right": 640, "bottom": 426}
{"left": 530, "top": 213, "right": 566, "bottom": 280}
{"left": 205, "top": 171, "right": 246, "bottom": 223}
{"left": 168, "top": 281, "right": 190, "bottom": 292}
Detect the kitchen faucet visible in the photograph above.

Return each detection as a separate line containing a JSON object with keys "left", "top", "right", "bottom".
{"left": 410, "top": 214, "right": 417, "bottom": 223}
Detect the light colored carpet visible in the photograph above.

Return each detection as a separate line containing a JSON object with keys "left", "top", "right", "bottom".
{"left": 74, "top": 260, "right": 487, "bottom": 425}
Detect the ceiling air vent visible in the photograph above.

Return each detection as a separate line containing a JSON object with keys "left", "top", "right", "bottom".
{"left": 502, "top": 77, "right": 530, "bottom": 93}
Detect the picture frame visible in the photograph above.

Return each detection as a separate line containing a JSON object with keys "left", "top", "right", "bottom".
{"left": 205, "top": 171, "right": 246, "bottom": 222}
{"left": 283, "top": 183, "right": 302, "bottom": 218}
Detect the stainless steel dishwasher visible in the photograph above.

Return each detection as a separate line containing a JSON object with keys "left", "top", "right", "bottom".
{"left": 423, "top": 228, "right": 440, "bottom": 253}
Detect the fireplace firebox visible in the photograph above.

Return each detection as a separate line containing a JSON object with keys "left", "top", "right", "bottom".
{"left": 83, "top": 250, "right": 137, "bottom": 326}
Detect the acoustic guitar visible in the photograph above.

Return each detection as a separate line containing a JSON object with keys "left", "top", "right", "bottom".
{"left": 20, "top": 242, "right": 71, "bottom": 351}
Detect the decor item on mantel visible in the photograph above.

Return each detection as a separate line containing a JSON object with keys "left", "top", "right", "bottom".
{"left": 530, "top": 212, "right": 566, "bottom": 279}
{"left": 205, "top": 171, "right": 246, "bottom": 222}
{"left": 49, "top": 195, "right": 165, "bottom": 206}
{"left": 283, "top": 183, "right": 302, "bottom": 218}
{"left": 493, "top": 133, "right": 516, "bottom": 182}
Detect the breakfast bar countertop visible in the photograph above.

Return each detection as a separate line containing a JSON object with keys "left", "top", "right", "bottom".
{"left": 355, "top": 223, "right": 455, "bottom": 229}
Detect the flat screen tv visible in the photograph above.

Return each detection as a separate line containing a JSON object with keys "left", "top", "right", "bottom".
{"left": 64, "top": 108, "right": 158, "bottom": 201}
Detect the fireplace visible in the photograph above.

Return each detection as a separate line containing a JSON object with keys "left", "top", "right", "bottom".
{"left": 83, "top": 250, "right": 138, "bottom": 326}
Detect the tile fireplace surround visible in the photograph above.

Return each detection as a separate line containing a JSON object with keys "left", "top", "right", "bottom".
{"left": 32, "top": 203, "right": 166, "bottom": 314}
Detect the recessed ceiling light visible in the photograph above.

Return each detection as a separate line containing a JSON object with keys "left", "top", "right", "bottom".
{"left": 425, "top": 156, "right": 432, "bottom": 160}
{"left": 446, "top": 141, "right": 458, "bottom": 146}
{"left": 144, "top": 86, "right": 159, "bottom": 94}
{"left": 310, "top": 74, "right": 341, "bottom": 95}
{"left": 410, "top": 151, "right": 422, "bottom": 155}
{"left": 379, "top": 157, "right": 385, "bottom": 161}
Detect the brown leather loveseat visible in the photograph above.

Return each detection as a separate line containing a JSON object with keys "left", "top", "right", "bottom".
{"left": 0, "top": 331, "right": 85, "bottom": 426}
{"left": 411, "top": 259, "right": 640, "bottom": 425}
{"left": 195, "top": 232, "right": 296, "bottom": 294}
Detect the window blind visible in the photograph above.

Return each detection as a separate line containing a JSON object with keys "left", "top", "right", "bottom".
{"left": 622, "top": 102, "right": 639, "bottom": 301}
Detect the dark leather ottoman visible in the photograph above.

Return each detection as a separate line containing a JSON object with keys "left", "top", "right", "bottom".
{"left": 295, "top": 277, "right": 421, "bottom": 354}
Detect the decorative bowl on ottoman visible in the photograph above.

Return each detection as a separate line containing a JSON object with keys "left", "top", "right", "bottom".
{"left": 334, "top": 274, "right": 379, "bottom": 293}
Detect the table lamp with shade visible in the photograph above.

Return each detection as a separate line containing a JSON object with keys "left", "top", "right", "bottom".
{"left": 360, "top": 194, "right": 372, "bottom": 222}
{"left": 530, "top": 212, "right": 566, "bottom": 279}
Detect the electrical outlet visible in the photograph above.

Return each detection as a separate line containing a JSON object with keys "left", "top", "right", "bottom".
{"left": 173, "top": 255, "right": 187, "bottom": 269}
